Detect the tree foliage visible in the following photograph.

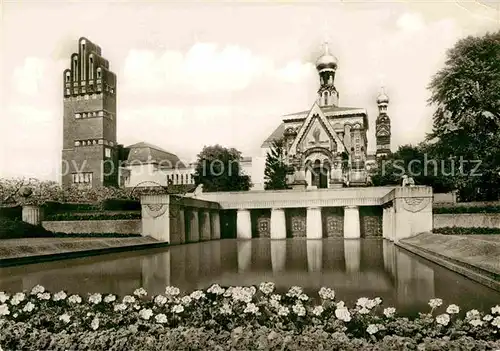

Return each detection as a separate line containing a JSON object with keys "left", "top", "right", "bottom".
{"left": 264, "top": 138, "right": 294, "bottom": 190}
{"left": 193, "top": 145, "right": 252, "bottom": 192}
{"left": 427, "top": 31, "right": 500, "bottom": 201}
{"left": 371, "top": 144, "right": 455, "bottom": 193}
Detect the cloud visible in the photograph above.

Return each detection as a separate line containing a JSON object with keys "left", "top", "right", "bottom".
{"left": 396, "top": 12, "right": 425, "bottom": 32}
{"left": 12, "top": 58, "right": 45, "bottom": 96}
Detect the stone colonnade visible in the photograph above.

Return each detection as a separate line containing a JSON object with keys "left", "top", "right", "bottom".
{"left": 141, "top": 194, "right": 221, "bottom": 244}
{"left": 236, "top": 205, "right": 362, "bottom": 239}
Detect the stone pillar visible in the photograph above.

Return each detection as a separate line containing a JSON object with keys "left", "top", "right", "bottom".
{"left": 344, "top": 239, "right": 361, "bottom": 272}
{"left": 141, "top": 195, "right": 171, "bottom": 242}
{"left": 271, "top": 240, "right": 286, "bottom": 272}
{"left": 388, "top": 206, "right": 395, "bottom": 242}
{"left": 200, "top": 210, "right": 211, "bottom": 241}
{"left": 178, "top": 208, "right": 186, "bottom": 244}
{"left": 306, "top": 207, "right": 323, "bottom": 239}
{"left": 382, "top": 206, "right": 389, "bottom": 239}
{"left": 343, "top": 205, "right": 360, "bottom": 239}
{"left": 306, "top": 169, "right": 313, "bottom": 188}
{"left": 210, "top": 211, "right": 221, "bottom": 240}
{"left": 392, "top": 186, "right": 433, "bottom": 241}
{"left": 22, "top": 205, "right": 44, "bottom": 226}
{"left": 237, "top": 240, "right": 252, "bottom": 272}
{"left": 270, "top": 208, "right": 287, "bottom": 239}
{"left": 307, "top": 240, "right": 322, "bottom": 272}
{"left": 189, "top": 209, "right": 200, "bottom": 242}
{"left": 236, "top": 209, "right": 252, "bottom": 239}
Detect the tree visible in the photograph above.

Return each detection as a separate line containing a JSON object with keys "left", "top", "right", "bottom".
{"left": 427, "top": 31, "right": 500, "bottom": 200}
{"left": 264, "top": 138, "right": 294, "bottom": 190}
{"left": 193, "top": 145, "right": 252, "bottom": 192}
{"left": 371, "top": 144, "right": 455, "bottom": 193}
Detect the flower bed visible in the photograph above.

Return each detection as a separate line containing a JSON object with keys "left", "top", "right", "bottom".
{"left": 434, "top": 226, "right": 500, "bottom": 235}
{"left": 0, "top": 284, "right": 499, "bottom": 350}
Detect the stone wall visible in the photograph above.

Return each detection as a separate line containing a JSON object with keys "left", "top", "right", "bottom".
{"left": 42, "top": 219, "right": 141, "bottom": 234}
{"left": 433, "top": 213, "right": 500, "bottom": 229}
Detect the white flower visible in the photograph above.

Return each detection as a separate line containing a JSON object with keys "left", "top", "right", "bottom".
{"left": 374, "top": 297, "right": 382, "bottom": 305}
{"left": 53, "top": 291, "right": 67, "bottom": 301}
{"left": 318, "top": 287, "right": 335, "bottom": 300}
{"left": 114, "top": 303, "right": 127, "bottom": 312}
{"left": 383, "top": 307, "right": 396, "bottom": 318}
{"left": 104, "top": 294, "right": 116, "bottom": 303}
{"left": 172, "top": 304, "right": 184, "bottom": 314}
{"left": 436, "top": 313, "right": 450, "bottom": 326}
{"left": 292, "top": 304, "right": 306, "bottom": 316}
{"left": 37, "top": 292, "right": 50, "bottom": 300}
{"left": 429, "top": 298, "right": 443, "bottom": 309}
{"left": 483, "top": 314, "right": 493, "bottom": 321}
{"left": 491, "top": 305, "right": 500, "bottom": 315}
{"left": 181, "top": 296, "right": 192, "bottom": 305}
{"left": 59, "top": 313, "right": 71, "bottom": 324}
{"left": 312, "top": 306, "right": 324, "bottom": 316}
{"left": 22, "top": 302, "right": 35, "bottom": 313}
{"left": 134, "top": 288, "right": 147, "bottom": 297}
{"left": 122, "top": 295, "right": 136, "bottom": 304}
{"left": 446, "top": 304, "right": 460, "bottom": 314}
{"left": 88, "top": 293, "right": 102, "bottom": 305}
{"left": 258, "top": 282, "right": 275, "bottom": 295}
{"left": 336, "top": 301, "right": 346, "bottom": 308}
{"left": 154, "top": 295, "right": 167, "bottom": 306}
{"left": 165, "top": 286, "right": 180, "bottom": 296}
{"left": 244, "top": 303, "right": 259, "bottom": 314}
{"left": 190, "top": 290, "right": 205, "bottom": 300}
{"left": 30, "top": 285, "right": 45, "bottom": 295}
{"left": 139, "top": 308, "right": 153, "bottom": 320}
{"left": 219, "top": 303, "right": 232, "bottom": 315}
{"left": 278, "top": 306, "right": 290, "bottom": 316}
{"left": 134, "top": 304, "right": 140, "bottom": 310}
{"left": 358, "top": 307, "right": 370, "bottom": 315}
{"left": 229, "top": 287, "right": 254, "bottom": 303}
{"left": 466, "top": 309, "right": 480, "bottom": 320}
{"left": 366, "top": 299, "right": 378, "bottom": 309}
{"left": 492, "top": 316, "right": 500, "bottom": 328}
{"left": 155, "top": 313, "right": 168, "bottom": 324}
{"left": 299, "top": 294, "right": 309, "bottom": 301}
{"left": 366, "top": 324, "right": 379, "bottom": 335}
{"left": 13, "top": 313, "right": 18, "bottom": 318}
{"left": 335, "top": 306, "right": 351, "bottom": 322}
{"left": 356, "top": 297, "right": 370, "bottom": 308}
{"left": 469, "top": 319, "right": 484, "bottom": 327}
{"left": 207, "top": 284, "right": 226, "bottom": 295}
{"left": 270, "top": 294, "right": 281, "bottom": 301}
{"left": 0, "top": 292, "right": 9, "bottom": 303}
{"left": 10, "top": 293, "right": 25, "bottom": 306}
{"left": 286, "top": 286, "right": 303, "bottom": 298}
{"left": 68, "top": 295, "right": 82, "bottom": 304}
{"left": 0, "top": 304, "right": 10, "bottom": 316}
{"left": 90, "top": 317, "right": 99, "bottom": 330}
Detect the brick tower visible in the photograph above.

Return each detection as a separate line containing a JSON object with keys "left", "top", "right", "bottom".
{"left": 375, "top": 87, "right": 391, "bottom": 158}
{"left": 61, "top": 37, "right": 118, "bottom": 188}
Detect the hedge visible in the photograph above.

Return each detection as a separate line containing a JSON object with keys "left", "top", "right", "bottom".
{"left": 45, "top": 212, "right": 141, "bottom": 221}
{"left": 433, "top": 227, "right": 500, "bottom": 235}
{"left": 434, "top": 206, "right": 500, "bottom": 214}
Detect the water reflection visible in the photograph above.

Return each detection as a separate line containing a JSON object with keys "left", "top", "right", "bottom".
{"left": 0, "top": 239, "right": 498, "bottom": 315}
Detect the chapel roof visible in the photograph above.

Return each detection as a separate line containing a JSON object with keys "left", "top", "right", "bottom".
{"left": 261, "top": 106, "right": 367, "bottom": 148}
{"left": 125, "top": 142, "right": 185, "bottom": 168}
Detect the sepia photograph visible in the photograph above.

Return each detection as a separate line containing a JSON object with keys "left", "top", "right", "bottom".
{"left": 0, "top": 0, "right": 499, "bottom": 349}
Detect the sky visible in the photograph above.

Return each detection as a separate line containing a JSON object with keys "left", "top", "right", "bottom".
{"left": 0, "top": 0, "right": 499, "bottom": 181}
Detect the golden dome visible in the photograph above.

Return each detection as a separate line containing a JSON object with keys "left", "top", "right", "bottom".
{"left": 316, "top": 42, "right": 338, "bottom": 71}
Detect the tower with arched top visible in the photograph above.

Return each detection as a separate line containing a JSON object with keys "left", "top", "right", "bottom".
{"left": 316, "top": 41, "right": 339, "bottom": 107}
{"left": 375, "top": 87, "right": 391, "bottom": 158}
{"left": 61, "top": 37, "right": 118, "bottom": 188}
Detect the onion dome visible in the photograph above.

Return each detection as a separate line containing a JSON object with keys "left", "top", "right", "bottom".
{"left": 316, "top": 42, "right": 338, "bottom": 71}
{"left": 377, "top": 88, "right": 389, "bottom": 104}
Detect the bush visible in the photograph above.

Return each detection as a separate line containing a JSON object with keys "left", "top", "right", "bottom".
{"left": 433, "top": 227, "right": 500, "bottom": 235}
{"left": 43, "top": 201, "right": 99, "bottom": 215}
{"left": 0, "top": 284, "right": 499, "bottom": 350}
{"left": 101, "top": 199, "right": 141, "bottom": 211}
{"left": 434, "top": 206, "right": 500, "bottom": 214}
{"left": 0, "top": 206, "right": 22, "bottom": 220}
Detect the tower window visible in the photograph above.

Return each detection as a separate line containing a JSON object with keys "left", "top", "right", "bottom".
{"left": 72, "top": 57, "right": 78, "bottom": 81}
{"left": 105, "top": 148, "right": 111, "bottom": 158}
{"left": 97, "top": 68, "right": 102, "bottom": 79}
{"left": 323, "top": 92, "right": 328, "bottom": 106}
{"left": 65, "top": 72, "right": 71, "bottom": 83}
{"left": 89, "top": 56, "right": 94, "bottom": 80}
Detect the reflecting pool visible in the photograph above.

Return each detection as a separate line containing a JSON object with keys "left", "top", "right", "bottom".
{"left": 0, "top": 238, "right": 498, "bottom": 315}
